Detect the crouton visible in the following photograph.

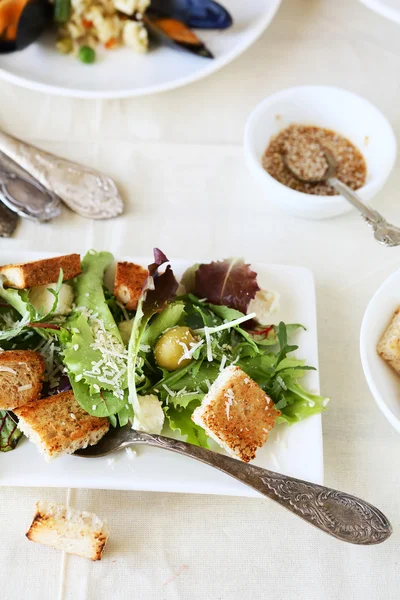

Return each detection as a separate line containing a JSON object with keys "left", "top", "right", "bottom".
{"left": 14, "top": 390, "right": 109, "bottom": 460}
{"left": 114, "top": 261, "right": 148, "bottom": 310}
{"left": 26, "top": 501, "right": 110, "bottom": 561}
{"left": 377, "top": 307, "right": 400, "bottom": 374}
{"left": 192, "top": 366, "right": 280, "bottom": 462}
{"left": 0, "top": 350, "right": 45, "bottom": 410}
{"left": 0, "top": 254, "right": 81, "bottom": 289}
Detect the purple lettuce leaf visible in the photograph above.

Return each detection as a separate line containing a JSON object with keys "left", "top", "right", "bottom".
{"left": 194, "top": 258, "right": 260, "bottom": 314}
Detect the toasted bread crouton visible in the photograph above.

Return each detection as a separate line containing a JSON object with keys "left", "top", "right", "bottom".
{"left": 14, "top": 390, "right": 109, "bottom": 460}
{"left": 192, "top": 366, "right": 280, "bottom": 462}
{"left": 27, "top": 501, "right": 110, "bottom": 561}
{"left": 0, "top": 254, "right": 81, "bottom": 289}
{"left": 0, "top": 350, "right": 45, "bottom": 410}
{"left": 377, "top": 307, "right": 400, "bottom": 374}
{"left": 114, "top": 261, "right": 148, "bottom": 310}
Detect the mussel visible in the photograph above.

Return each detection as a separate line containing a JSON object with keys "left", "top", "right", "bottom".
{"left": 144, "top": 13, "right": 214, "bottom": 58}
{"left": 0, "top": 0, "right": 51, "bottom": 53}
{"left": 150, "top": 0, "right": 233, "bottom": 29}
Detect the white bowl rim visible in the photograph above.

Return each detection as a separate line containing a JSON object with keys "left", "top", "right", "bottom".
{"left": 244, "top": 84, "right": 398, "bottom": 206}
{"left": 360, "top": 267, "right": 400, "bottom": 434}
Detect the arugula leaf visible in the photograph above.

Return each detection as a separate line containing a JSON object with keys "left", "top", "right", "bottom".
{"left": 276, "top": 382, "right": 329, "bottom": 424}
{"left": 194, "top": 258, "right": 260, "bottom": 313}
{"left": 0, "top": 411, "right": 22, "bottom": 452}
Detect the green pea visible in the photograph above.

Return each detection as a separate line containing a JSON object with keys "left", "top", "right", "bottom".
{"left": 78, "top": 46, "right": 96, "bottom": 64}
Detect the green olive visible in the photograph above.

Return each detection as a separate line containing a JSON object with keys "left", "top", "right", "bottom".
{"left": 154, "top": 326, "right": 197, "bottom": 371}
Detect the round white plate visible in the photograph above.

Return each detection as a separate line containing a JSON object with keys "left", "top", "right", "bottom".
{"left": 360, "top": 0, "right": 400, "bottom": 25}
{"left": 360, "top": 268, "right": 400, "bottom": 433}
{"left": 0, "top": 0, "right": 281, "bottom": 99}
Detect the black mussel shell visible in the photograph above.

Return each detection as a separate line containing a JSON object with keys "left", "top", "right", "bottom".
{"left": 144, "top": 14, "right": 214, "bottom": 58}
{"left": 149, "top": 0, "right": 233, "bottom": 29}
{"left": 0, "top": 0, "right": 51, "bottom": 53}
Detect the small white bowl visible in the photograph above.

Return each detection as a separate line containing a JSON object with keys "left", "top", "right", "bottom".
{"left": 360, "top": 268, "right": 400, "bottom": 434}
{"left": 244, "top": 85, "right": 397, "bottom": 219}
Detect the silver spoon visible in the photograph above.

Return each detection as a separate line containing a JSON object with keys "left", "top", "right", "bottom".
{"left": 75, "top": 426, "right": 392, "bottom": 545}
{"left": 0, "top": 152, "right": 61, "bottom": 222}
{"left": 284, "top": 147, "right": 400, "bottom": 247}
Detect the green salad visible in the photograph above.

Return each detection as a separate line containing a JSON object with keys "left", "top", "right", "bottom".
{"left": 0, "top": 249, "right": 329, "bottom": 453}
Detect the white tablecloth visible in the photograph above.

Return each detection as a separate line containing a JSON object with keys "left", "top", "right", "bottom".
{"left": 1, "top": 1, "right": 400, "bottom": 598}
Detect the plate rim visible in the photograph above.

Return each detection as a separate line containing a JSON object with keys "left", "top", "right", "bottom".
{"left": 0, "top": 0, "right": 282, "bottom": 99}
{"left": 0, "top": 251, "right": 324, "bottom": 494}
{"left": 360, "top": 0, "right": 400, "bottom": 25}
{"left": 360, "top": 266, "right": 400, "bottom": 433}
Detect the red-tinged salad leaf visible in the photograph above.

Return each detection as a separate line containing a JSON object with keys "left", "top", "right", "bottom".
{"left": 246, "top": 323, "right": 305, "bottom": 346}
{"left": 192, "top": 258, "right": 260, "bottom": 314}
{"left": 128, "top": 249, "right": 178, "bottom": 422}
{"left": 0, "top": 410, "right": 22, "bottom": 452}
{"left": 143, "top": 248, "right": 179, "bottom": 318}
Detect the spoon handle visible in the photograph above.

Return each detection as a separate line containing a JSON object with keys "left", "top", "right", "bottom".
{"left": 328, "top": 176, "right": 376, "bottom": 219}
{"left": 328, "top": 176, "right": 400, "bottom": 247}
{"left": 128, "top": 430, "right": 392, "bottom": 545}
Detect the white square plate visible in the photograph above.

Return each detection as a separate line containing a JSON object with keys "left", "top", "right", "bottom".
{"left": 1, "top": 252, "right": 324, "bottom": 496}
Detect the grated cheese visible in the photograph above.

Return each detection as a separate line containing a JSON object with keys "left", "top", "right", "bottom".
{"left": 18, "top": 383, "right": 32, "bottom": 392}
{"left": 219, "top": 355, "right": 227, "bottom": 372}
{"left": 162, "top": 383, "right": 176, "bottom": 397}
{"left": 116, "top": 301, "right": 130, "bottom": 321}
{"left": 224, "top": 389, "right": 235, "bottom": 421}
{"left": 79, "top": 309, "right": 128, "bottom": 400}
{"left": 0, "top": 366, "right": 17, "bottom": 374}
{"left": 177, "top": 338, "right": 204, "bottom": 364}
{"left": 204, "top": 327, "right": 213, "bottom": 362}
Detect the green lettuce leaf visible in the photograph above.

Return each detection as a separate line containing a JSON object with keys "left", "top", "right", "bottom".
{"left": 70, "top": 377, "right": 126, "bottom": 417}
{"left": 63, "top": 250, "right": 127, "bottom": 393}
{"left": 165, "top": 402, "right": 209, "bottom": 447}
{"left": 141, "top": 302, "right": 185, "bottom": 347}
{"left": 73, "top": 251, "right": 121, "bottom": 340}
{"left": 0, "top": 411, "right": 22, "bottom": 452}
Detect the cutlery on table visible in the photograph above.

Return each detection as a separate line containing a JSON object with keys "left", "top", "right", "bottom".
{"left": 0, "top": 151, "right": 61, "bottom": 222}
{"left": 0, "top": 130, "right": 124, "bottom": 220}
{"left": 76, "top": 425, "right": 392, "bottom": 546}
{"left": 284, "top": 147, "right": 400, "bottom": 247}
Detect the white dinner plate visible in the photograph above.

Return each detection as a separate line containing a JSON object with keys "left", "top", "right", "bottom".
{"left": 360, "top": 0, "right": 400, "bottom": 25}
{"left": 1, "top": 252, "right": 323, "bottom": 496}
{"left": 360, "top": 268, "right": 400, "bottom": 433}
{"left": 0, "top": 0, "right": 281, "bottom": 99}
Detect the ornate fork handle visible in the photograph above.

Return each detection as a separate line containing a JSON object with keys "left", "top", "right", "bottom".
{"left": 127, "top": 430, "right": 392, "bottom": 545}
{"left": 329, "top": 176, "right": 400, "bottom": 247}
{"left": 0, "top": 130, "right": 124, "bottom": 220}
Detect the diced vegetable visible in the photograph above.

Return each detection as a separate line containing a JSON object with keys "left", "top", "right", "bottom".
{"left": 54, "top": 0, "right": 71, "bottom": 24}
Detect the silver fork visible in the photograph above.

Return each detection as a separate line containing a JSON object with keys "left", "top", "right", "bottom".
{"left": 75, "top": 426, "right": 392, "bottom": 545}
